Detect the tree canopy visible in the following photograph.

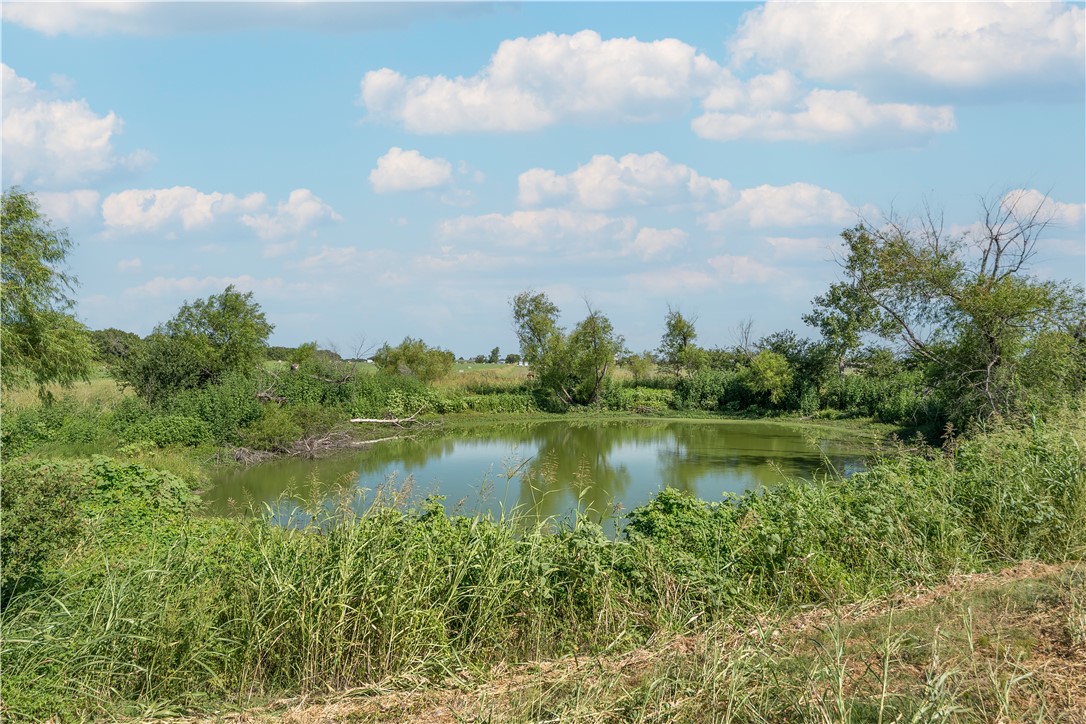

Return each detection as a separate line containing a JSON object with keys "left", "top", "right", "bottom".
{"left": 809, "top": 194, "right": 1086, "bottom": 425}
{"left": 114, "top": 285, "right": 273, "bottom": 403}
{"left": 658, "top": 307, "right": 705, "bottom": 375}
{"left": 1, "top": 188, "right": 94, "bottom": 397}
{"left": 511, "top": 291, "right": 624, "bottom": 406}
{"left": 372, "top": 337, "right": 455, "bottom": 383}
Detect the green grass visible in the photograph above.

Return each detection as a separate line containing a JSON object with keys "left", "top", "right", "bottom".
{"left": 1, "top": 409, "right": 1083, "bottom": 720}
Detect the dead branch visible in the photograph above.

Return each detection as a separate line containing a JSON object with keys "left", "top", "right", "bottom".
{"left": 349, "top": 407, "right": 425, "bottom": 428}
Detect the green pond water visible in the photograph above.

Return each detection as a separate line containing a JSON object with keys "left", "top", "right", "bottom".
{"left": 206, "top": 419, "right": 872, "bottom": 524}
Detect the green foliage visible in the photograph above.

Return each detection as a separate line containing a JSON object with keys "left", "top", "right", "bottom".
{"left": 810, "top": 206, "right": 1086, "bottom": 428}
{"left": 88, "top": 327, "right": 144, "bottom": 365}
{"left": 622, "top": 351, "right": 656, "bottom": 384}
{"left": 2, "top": 411, "right": 1084, "bottom": 719}
{"left": 126, "top": 415, "right": 212, "bottom": 448}
{"left": 745, "top": 349, "right": 794, "bottom": 405}
{"left": 674, "top": 369, "right": 754, "bottom": 411}
{"left": 512, "top": 291, "right": 624, "bottom": 406}
{"left": 658, "top": 307, "right": 705, "bottom": 376}
{"left": 239, "top": 405, "right": 303, "bottom": 451}
{"left": 568, "top": 305, "right": 625, "bottom": 404}
{"left": 163, "top": 370, "right": 265, "bottom": 444}
{"left": 604, "top": 385, "right": 675, "bottom": 412}
{"left": 372, "top": 337, "right": 455, "bottom": 383}
{"left": 1, "top": 188, "right": 95, "bottom": 397}
{"left": 114, "top": 285, "right": 273, "bottom": 403}
{"left": 1, "top": 459, "right": 84, "bottom": 603}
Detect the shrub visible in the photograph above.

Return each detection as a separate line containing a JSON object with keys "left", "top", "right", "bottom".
{"left": 1, "top": 459, "right": 84, "bottom": 603}
{"left": 125, "top": 414, "right": 212, "bottom": 448}
{"left": 163, "top": 371, "right": 264, "bottom": 444}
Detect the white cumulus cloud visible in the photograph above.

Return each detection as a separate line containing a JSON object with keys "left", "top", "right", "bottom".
{"left": 694, "top": 89, "right": 955, "bottom": 145}
{"left": 102, "top": 186, "right": 266, "bottom": 232}
{"left": 241, "top": 189, "right": 342, "bottom": 239}
{"left": 101, "top": 186, "right": 339, "bottom": 240}
{"left": 627, "top": 228, "right": 688, "bottom": 261}
{"left": 34, "top": 189, "right": 101, "bottom": 223}
{"left": 519, "top": 152, "right": 733, "bottom": 210}
{"left": 701, "top": 183, "right": 864, "bottom": 229}
{"left": 2, "top": 63, "right": 152, "bottom": 186}
{"left": 360, "top": 30, "right": 725, "bottom": 133}
{"left": 369, "top": 147, "right": 453, "bottom": 193}
{"left": 730, "top": 1, "right": 1085, "bottom": 100}
{"left": 1001, "top": 188, "right": 1086, "bottom": 228}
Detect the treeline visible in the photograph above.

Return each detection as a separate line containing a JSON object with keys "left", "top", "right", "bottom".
{"left": 3, "top": 186, "right": 1085, "bottom": 462}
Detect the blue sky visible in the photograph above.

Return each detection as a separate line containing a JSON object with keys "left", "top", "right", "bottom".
{"left": 3, "top": 1, "right": 1084, "bottom": 358}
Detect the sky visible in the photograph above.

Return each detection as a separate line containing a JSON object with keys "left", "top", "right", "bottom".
{"left": 2, "top": 1, "right": 1084, "bottom": 358}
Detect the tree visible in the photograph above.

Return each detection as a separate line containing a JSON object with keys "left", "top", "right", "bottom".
{"left": 488, "top": 346, "right": 500, "bottom": 364}
{"left": 512, "top": 290, "right": 572, "bottom": 402}
{"left": 658, "top": 306, "right": 705, "bottom": 375}
{"left": 511, "top": 291, "right": 624, "bottom": 406}
{"left": 623, "top": 351, "right": 656, "bottom": 383}
{"left": 89, "top": 328, "right": 144, "bottom": 366}
{"left": 809, "top": 193, "right": 1086, "bottom": 425}
{"left": 745, "top": 350, "right": 794, "bottom": 406}
{"left": 1, "top": 188, "right": 95, "bottom": 397}
{"left": 114, "top": 285, "right": 273, "bottom": 403}
{"left": 568, "top": 303, "right": 625, "bottom": 404}
{"left": 504, "top": 352, "right": 522, "bottom": 365}
{"left": 372, "top": 337, "right": 454, "bottom": 382}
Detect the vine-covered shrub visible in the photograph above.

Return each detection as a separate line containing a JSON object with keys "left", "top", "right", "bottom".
{"left": 0, "top": 459, "right": 84, "bottom": 604}
{"left": 123, "top": 414, "right": 213, "bottom": 448}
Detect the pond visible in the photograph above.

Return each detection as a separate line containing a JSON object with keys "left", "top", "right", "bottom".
{"left": 205, "top": 418, "right": 873, "bottom": 524}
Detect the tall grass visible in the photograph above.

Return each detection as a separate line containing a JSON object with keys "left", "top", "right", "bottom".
{"left": 1, "top": 410, "right": 1083, "bottom": 720}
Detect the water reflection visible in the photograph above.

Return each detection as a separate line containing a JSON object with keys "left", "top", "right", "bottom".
{"left": 205, "top": 419, "right": 869, "bottom": 523}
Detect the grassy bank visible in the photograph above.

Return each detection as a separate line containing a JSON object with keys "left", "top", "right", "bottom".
{"left": 2, "top": 409, "right": 1083, "bottom": 721}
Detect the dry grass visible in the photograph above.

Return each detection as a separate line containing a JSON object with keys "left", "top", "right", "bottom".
{"left": 167, "top": 561, "right": 1086, "bottom": 723}
{"left": 1, "top": 372, "right": 126, "bottom": 411}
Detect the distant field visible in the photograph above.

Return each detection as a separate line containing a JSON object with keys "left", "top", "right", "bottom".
{"left": 439, "top": 361, "right": 532, "bottom": 390}
{"left": 1, "top": 368, "right": 126, "bottom": 411}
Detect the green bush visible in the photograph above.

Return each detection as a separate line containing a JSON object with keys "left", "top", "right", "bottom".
{"left": 604, "top": 386, "right": 675, "bottom": 412}
{"left": 163, "top": 371, "right": 264, "bottom": 443}
{"left": 1, "top": 459, "right": 84, "bottom": 603}
{"left": 125, "top": 415, "right": 212, "bottom": 448}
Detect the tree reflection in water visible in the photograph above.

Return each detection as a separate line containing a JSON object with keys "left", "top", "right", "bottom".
{"left": 206, "top": 420, "right": 868, "bottom": 525}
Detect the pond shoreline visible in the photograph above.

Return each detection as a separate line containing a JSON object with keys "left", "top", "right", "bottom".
{"left": 204, "top": 414, "right": 881, "bottom": 523}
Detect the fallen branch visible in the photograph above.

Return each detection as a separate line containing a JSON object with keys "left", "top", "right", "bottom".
{"left": 349, "top": 407, "right": 425, "bottom": 427}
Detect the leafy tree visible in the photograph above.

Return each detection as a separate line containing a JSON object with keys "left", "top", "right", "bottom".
{"left": 288, "top": 341, "right": 318, "bottom": 366}
{"left": 372, "top": 337, "right": 454, "bottom": 383}
{"left": 511, "top": 291, "right": 625, "bottom": 405}
{"left": 757, "top": 330, "right": 836, "bottom": 391}
{"left": 623, "top": 351, "right": 656, "bottom": 383}
{"left": 115, "top": 285, "right": 273, "bottom": 403}
{"left": 803, "top": 282, "right": 877, "bottom": 378}
{"left": 504, "top": 352, "right": 522, "bottom": 365}
{"left": 658, "top": 307, "right": 705, "bottom": 375}
{"left": 1, "top": 188, "right": 94, "bottom": 397}
{"left": 89, "top": 328, "right": 144, "bottom": 365}
{"left": 488, "top": 346, "right": 500, "bottom": 364}
{"left": 745, "top": 350, "right": 794, "bottom": 405}
{"left": 809, "top": 194, "right": 1086, "bottom": 425}
{"left": 568, "top": 304, "right": 625, "bottom": 404}
{"left": 512, "top": 290, "right": 572, "bottom": 401}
